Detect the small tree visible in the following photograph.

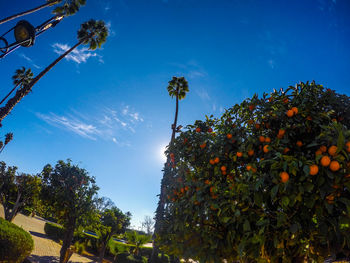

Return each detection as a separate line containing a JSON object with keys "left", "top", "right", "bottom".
{"left": 96, "top": 206, "right": 131, "bottom": 263}
{"left": 126, "top": 230, "right": 151, "bottom": 257}
{"left": 141, "top": 215, "right": 154, "bottom": 236}
{"left": 41, "top": 159, "right": 99, "bottom": 263}
{"left": 0, "top": 161, "right": 41, "bottom": 222}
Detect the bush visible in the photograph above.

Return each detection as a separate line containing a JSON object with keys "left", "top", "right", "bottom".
{"left": 44, "top": 222, "right": 65, "bottom": 241}
{"left": 74, "top": 241, "right": 86, "bottom": 255}
{"left": 0, "top": 217, "right": 34, "bottom": 263}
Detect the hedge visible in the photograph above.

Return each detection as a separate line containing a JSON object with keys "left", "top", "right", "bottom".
{"left": 0, "top": 217, "right": 34, "bottom": 263}
{"left": 44, "top": 222, "right": 65, "bottom": 241}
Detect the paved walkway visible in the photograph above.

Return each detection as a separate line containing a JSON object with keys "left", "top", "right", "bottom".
{"left": 0, "top": 207, "right": 96, "bottom": 263}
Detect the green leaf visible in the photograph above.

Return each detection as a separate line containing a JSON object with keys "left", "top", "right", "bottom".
{"left": 243, "top": 220, "right": 251, "bottom": 232}
{"left": 271, "top": 185, "right": 279, "bottom": 200}
{"left": 282, "top": 196, "right": 290, "bottom": 206}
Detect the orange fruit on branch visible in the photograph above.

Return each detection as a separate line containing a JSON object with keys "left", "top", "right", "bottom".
{"left": 214, "top": 157, "right": 220, "bottom": 163}
{"left": 227, "top": 133, "right": 232, "bottom": 139}
{"left": 221, "top": 166, "right": 227, "bottom": 172}
{"left": 263, "top": 145, "right": 270, "bottom": 153}
{"left": 200, "top": 143, "right": 206, "bottom": 149}
{"left": 265, "top": 137, "right": 271, "bottom": 143}
{"left": 248, "top": 149, "right": 254, "bottom": 156}
{"left": 195, "top": 127, "right": 201, "bottom": 133}
{"left": 209, "top": 159, "right": 215, "bottom": 165}
{"left": 280, "top": 171, "right": 289, "bottom": 183}
{"left": 283, "top": 147, "right": 290, "bottom": 154}
{"left": 236, "top": 152, "right": 243, "bottom": 157}
{"left": 320, "top": 145, "right": 327, "bottom": 153}
{"left": 296, "top": 141, "right": 303, "bottom": 147}
{"left": 329, "top": 161, "right": 340, "bottom": 172}
{"left": 315, "top": 150, "right": 322, "bottom": 156}
{"left": 286, "top": 110, "right": 294, "bottom": 117}
{"left": 309, "top": 165, "right": 319, "bottom": 175}
{"left": 246, "top": 165, "right": 252, "bottom": 171}
{"left": 346, "top": 141, "right": 350, "bottom": 152}
{"left": 320, "top": 156, "right": 331, "bottom": 167}
{"left": 259, "top": 136, "right": 265, "bottom": 143}
{"left": 291, "top": 107, "right": 298, "bottom": 114}
{"left": 328, "top": 145, "right": 337, "bottom": 156}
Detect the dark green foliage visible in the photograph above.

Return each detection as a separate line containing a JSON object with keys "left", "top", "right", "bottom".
{"left": 44, "top": 222, "right": 65, "bottom": 241}
{"left": 21, "top": 207, "right": 32, "bottom": 216}
{"left": 0, "top": 217, "right": 34, "bottom": 263}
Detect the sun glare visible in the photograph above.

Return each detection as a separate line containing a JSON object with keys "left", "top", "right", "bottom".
{"left": 159, "top": 144, "right": 167, "bottom": 163}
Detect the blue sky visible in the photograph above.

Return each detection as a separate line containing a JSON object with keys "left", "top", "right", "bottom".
{"left": 0, "top": 0, "right": 349, "bottom": 228}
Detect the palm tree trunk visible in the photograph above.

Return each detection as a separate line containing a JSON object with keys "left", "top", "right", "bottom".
{"left": 0, "top": 0, "right": 61, "bottom": 25}
{"left": 0, "top": 83, "right": 20, "bottom": 106}
{"left": 170, "top": 88, "right": 179, "bottom": 144}
{"left": 0, "top": 39, "right": 84, "bottom": 124}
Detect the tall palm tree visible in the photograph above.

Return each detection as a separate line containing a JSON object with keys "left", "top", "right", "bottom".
{"left": 0, "top": 0, "right": 86, "bottom": 25}
{"left": 0, "top": 19, "right": 108, "bottom": 124}
{"left": 0, "top": 67, "right": 33, "bottom": 106}
{"left": 150, "top": 77, "right": 189, "bottom": 263}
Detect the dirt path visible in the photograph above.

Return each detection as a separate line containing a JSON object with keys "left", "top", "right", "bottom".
{"left": 0, "top": 207, "right": 96, "bottom": 263}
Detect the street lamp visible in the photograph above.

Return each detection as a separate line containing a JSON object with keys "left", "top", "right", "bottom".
{"left": 0, "top": 15, "right": 63, "bottom": 59}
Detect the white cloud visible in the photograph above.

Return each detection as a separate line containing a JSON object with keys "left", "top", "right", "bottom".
{"left": 36, "top": 113, "right": 100, "bottom": 140}
{"left": 52, "top": 43, "right": 103, "bottom": 64}
{"left": 36, "top": 105, "right": 144, "bottom": 145}
{"left": 169, "top": 60, "right": 207, "bottom": 80}
{"left": 267, "top": 59, "right": 275, "bottom": 69}
{"left": 196, "top": 89, "right": 210, "bottom": 101}
{"left": 18, "top": 53, "right": 41, "bottom": 69}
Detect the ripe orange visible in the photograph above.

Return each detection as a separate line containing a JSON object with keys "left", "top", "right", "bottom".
{"left": 252, "top": 167, "right": 257, "bottom": 173}
{"left": 248, "top": 149, "right": 254, "bottom": 156}
{"left": 280, "top": 171, "right": 289, "bottom": 183}
{"left": 320, "top": 145, "right": 327, "bottom": 153}
{"left": 306, "top": 116, "right": 312, "bottom": 121}
{"left": 291, "top": 107, "right": 298, "bottom": 114}
{"left": 255, "top": 123, "right": 261, "bottom": 129}
{"left": 328, "top": 145, "right": 337, "bottom": 156}
{"left": 283, "top": 147, "right": 290, "bottom": 154}
{"left": 259, "top": 136, "right": 265, "bottom": 143}
{"left": 208, "top": 127, "right": 213, "bottom": 133}
{"left": 265, "top": 137, "right": 271, "bottom": 143}
{"left": 309, "top": 165, "right": 319, "bottom": 176}
{"left": 214, "top": 157, "right": 220, "bottom": 163}
{"left": 296, "top": 141, "right": 303, "bottom": 147}
{"left": 227, "top": 133, "right": 232, "bottom": 139}
{"left": 221, "top": 166, "right": 227, "bottom": 171}
{"left": 209, "top": 159, "right": 215, "bottom": 165}
{"left": 248, "top": 120, "right": 254, "bottom": 125}
{"left": 210, "top": 186, "right": 214, "bottom": 193}
{"left": 326, "top": 194, "right": 335, "bottom": 201}
{"left": 346, "top": 141, "right": 350, "bottom": 152}
{"left": 286, "top": 110, "right": 294, "bottom": 117}
{"left": 185, "top": 186, "right": 189, "bottom": 191}
{"left": 263, "top": 145, "right": 270, "bottom": 153}
{"left": 200, "top": 143, "right": 206, "bottom": 149}
{"left": 329, "top": 161, "right": 340, "bottom": 172}
{"left": 246, "top": 165, "right": 252, "bottom": 171}
{"left": 249, "top": 104, "right": 255, "bottom": 111}
{"left": 320, "top": 156, "right": 331, "bottom": 167}
{"left": 236, "top": 152, "right": 243, "bottom": 157}
{"left": 315, "top": 150, "right": 322, "bottom": 156}
{"left": 196, "top": 127, "right": 201, "bottom": 133}
{"left": 283, "top": 98, "right": 289, "bottom": 104}
{"left": 277, "top": 129, "right": 285, "bottom": 139}
{"left": 205, "top": 179, "right": 210, "bottom": 185}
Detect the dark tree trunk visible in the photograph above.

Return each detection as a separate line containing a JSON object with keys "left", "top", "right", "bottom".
{"left": 59, "top": 216, "right": 76, "bottom": 263}
{"left": 0, "top": 39, "right": 84, "bottom": 124}
{"left": 7, "top": 192, "right": 22, "bottom": 222}
{"left": 0, "top": 83, "right": 20, "bottom": 105}
{"left": 0, "top": 0, "right": 61, "bottom": 25}
{"left": 151, "top": 88, "right": 180, "bottom": 263}
{"left": 99, "top": 233, "right": 111, "bottom": 263}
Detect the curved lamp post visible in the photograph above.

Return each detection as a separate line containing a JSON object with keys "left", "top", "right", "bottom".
{"left": 0, "top": 15, "right": 63, "bottom": 59}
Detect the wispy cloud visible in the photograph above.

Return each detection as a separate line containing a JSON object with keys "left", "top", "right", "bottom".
{"left": 169, "top": 60, "right": 207, "bottom": 80}
{"left": 18, "top": 53, "right": 41, "bottom": 69}
{"left": 196, "top": 89, "right": 211, "bottom": 100}
{"left": 36, "top": 113, "right": 100, "bottom": 140}
{"left": 52, "top": 43, "right": 104, "bottom": 64}
{"left": 36, "top": 105, "right": 144, "bottom": 146}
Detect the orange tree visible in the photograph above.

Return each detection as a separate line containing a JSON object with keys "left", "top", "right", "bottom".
{"left": 156, "top": 81, "right": 350, "bottom": 262}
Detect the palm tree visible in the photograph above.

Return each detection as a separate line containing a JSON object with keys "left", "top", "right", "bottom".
{"left": 167, "top": 76, "right": 189, "bottom": 143}
{"left": 0, "top": 67, "right": 33, "bottom": 106}
{"left": 0, "top": 19, "right": 108, "bottom": 124}
{"left": 150, "top": 77, "right": 189, "bottom": 263}
{"left": 0, "top": 0, "right": 86, "bottom": 25}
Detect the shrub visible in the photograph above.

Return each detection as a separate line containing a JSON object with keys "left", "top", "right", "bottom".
{"left": 0, "top": 217, "right": 34, "bottom": 263}
{"left": 74, "top": 241, "right": 86, "bottom": 255}
{"left": 44, "top": 222, "right": 65, "bottom": 241}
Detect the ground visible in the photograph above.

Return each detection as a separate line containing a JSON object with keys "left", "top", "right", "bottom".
{"left": 0, "top": 206, "right": 96, "bottom": 263}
